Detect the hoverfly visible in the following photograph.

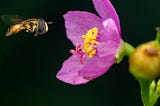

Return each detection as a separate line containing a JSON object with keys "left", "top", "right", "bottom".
{"left": 1, "top": 15, "right": 52, "bottom": 36}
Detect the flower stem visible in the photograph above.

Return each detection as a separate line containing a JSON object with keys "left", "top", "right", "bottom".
{"left": 124, "top": 42, "right": 135, "bottom": 56}
{"left": 139, "top": 79, "right": 152, "bottom": 106}
{"left": 155, "top": 27, "right": 160, "bottom": 45}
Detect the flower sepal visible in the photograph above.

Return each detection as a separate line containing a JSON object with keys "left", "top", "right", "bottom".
{"left": 115, "top": 40, "right": 135, "bottom": 63}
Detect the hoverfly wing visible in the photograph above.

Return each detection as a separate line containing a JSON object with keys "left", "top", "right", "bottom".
{"left": 1, "top": 15, "right": 26, "bottom": 25}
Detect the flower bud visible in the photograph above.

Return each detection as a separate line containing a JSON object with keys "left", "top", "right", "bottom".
{"left": 129, "top": 41, "right": 160, "bottom": 80}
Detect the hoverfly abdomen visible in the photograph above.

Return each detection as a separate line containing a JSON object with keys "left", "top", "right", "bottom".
{"left": 6, "top": 23, "right": 25, "bottom": 36}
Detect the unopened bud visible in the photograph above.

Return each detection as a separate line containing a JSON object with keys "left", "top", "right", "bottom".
{"left": 129, "top": 41, "right": 160, "bottom": 80}
{"left": 157, "top": 80, "right": 160, "bottom": 94}
{"left": 150, "top": 80, "right": 156, "bottom": 96}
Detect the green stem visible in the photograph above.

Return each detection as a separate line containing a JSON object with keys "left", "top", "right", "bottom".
{"left": 124, "top": 42, "right": 135, "bottom": 56}
{"left": 139, "top": 79, "right": 152, "bottom": 106}
{"left": 155, "top": 27, "right": 160, "bottom": 45}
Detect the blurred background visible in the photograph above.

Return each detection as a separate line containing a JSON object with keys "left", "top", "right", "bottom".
{"left": 0, "top": 0, "right": 159, "bottom": 106}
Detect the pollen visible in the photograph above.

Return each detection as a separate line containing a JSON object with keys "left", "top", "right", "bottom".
{"left": 82, "top": 27, "right": 99, "bottom": 57}
{"left": 70, "top": 27, "right": 100, "bottom": 64}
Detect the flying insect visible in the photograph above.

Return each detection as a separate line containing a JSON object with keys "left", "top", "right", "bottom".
{"left": 1, "top": 15, "right": 52, "bottom": 36}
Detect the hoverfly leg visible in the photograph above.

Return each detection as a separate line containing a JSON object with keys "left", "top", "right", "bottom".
{"left": 25, "top": 27, "right": 33, "bottom": 33}
{"left": 34, "top": 33, "right": 38, "bottom": 37}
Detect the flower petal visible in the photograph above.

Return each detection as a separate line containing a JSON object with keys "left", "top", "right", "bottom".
{"left": 97, "top": 41, "right": 119, "bottom": 58}
{"left": 100, "top": 18, "right": 121, "bottom": 44}
{"left": 56, "top": 53, "right": 113, "bottom": 85}
{"left": 92, "top": 0, "right": 121, "bottom": 33}
{"left": 56, "top": 41, "right": 118, "bottom": 85}
{"left": 56, "top": 55, "right": 90, "bottom": 85}
{"left": 63, "top": 11, "right": 103, "bottom": 46}
{"left": 79, "top": 41, "right": 117, "bottom": 78}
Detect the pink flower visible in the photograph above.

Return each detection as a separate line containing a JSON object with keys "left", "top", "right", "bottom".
{"left": 56, "top": 0, "right": 122, "bottom": 85}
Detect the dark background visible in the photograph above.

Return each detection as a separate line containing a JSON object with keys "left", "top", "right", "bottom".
{"left": 0, "top": 0, "right": 159, "bottom": 106}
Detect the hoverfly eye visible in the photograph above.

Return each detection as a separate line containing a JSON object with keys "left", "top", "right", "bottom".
{"left": 36, "top": 18, "right": 48, "bottom": 35}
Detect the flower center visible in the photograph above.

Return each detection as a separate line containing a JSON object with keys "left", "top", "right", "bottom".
{"left": 70, "top": 27, "right": 100, "bottom": 64}
{"left": 82, "top": 27, "right": 99, "bottom": 57}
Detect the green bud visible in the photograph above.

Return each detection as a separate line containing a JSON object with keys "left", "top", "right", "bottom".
{"left": 156, "top": 80, "right": 160, "bottom": 94}
{"left": 129, "top": 41, "right": 160, "bottom": 80}
{"left": 150, "top": 80, "right": 156, "bottom": 96}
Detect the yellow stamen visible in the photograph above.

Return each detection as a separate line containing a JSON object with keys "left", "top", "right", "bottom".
{"left": 82, "top": 27, "right": 99, "bottom": 57}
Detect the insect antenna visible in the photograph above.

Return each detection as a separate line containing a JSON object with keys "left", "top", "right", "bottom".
{"left": 47, "top": 21, "right": 53, "bottom": 25}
